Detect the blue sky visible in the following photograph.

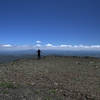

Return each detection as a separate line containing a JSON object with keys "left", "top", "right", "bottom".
{"left": 0, "top": 0, "right": 100, "bottom": 48}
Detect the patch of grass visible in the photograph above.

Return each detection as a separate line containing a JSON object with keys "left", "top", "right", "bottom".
{"left": 44, "top": 98, "right": 51, "bottom": 100}
{"left": 2, "top": 90, "right": 9, "bottom": 94}
{"left": 49, "top": 89, "right": 57, "bottom": 95}
{"left": 35, "top": 90, "right": 41, "bottom": 94}
{"left": 0, "top": 82, "right": 16, "bottom": 89}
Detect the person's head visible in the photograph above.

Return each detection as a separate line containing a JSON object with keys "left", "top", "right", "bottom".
{"left": 37, "top": 49, "right": 41, "bottom": 52}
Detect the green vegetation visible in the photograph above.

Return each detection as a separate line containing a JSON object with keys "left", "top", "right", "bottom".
{"left": 44, "top": 98, "right": 51, "bottom": 100}
{"left": 49, "top": 89, "right": 57, "bottom": 94}
{"left": 0, "top": 82, "right": 16, "bottom": 89}
{"left": 35, "top": 90, "right": 41, "bottom": 94}
{"left": 2, "top": 90, "right": 9, "bottom": 94}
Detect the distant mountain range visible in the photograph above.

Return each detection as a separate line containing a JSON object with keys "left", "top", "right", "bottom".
{"left": 0, "top": 49, "right": 100, "bottom": 63}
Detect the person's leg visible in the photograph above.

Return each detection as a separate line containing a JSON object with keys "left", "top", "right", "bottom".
{"left": 38, "top": 54, "right": 40, "bottom": 59}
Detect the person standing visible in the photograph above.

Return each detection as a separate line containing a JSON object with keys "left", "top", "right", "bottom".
{"left": 37, "top": 49, "right": 41, "bottom": 59}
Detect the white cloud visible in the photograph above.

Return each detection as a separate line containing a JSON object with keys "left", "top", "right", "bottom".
{"left": 60, "top": 45, "right": 72, "bottom": 48}
{"left": 44, "top": 44, "right": 100, "bottom": 50}
{"left": 35, "top": 44, "right": 41, "bottom": 47}
{"left": 46, "top": 43, "right": 53, "bottom": 47}
{"left": 0, "top": 43, "right": 100, "bottom": 51}
{"left": 36, "top": 40, "right": 41, "bottom": 44}
{"left": 2, "top": 44, "right": 12, "bottom": 47}
{"left": 90, "top": 45, "right": 100, "bottom": 48}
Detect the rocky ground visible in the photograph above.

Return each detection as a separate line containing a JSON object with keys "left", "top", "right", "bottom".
{"left": 0, "top": 56, "right": 100, "bottom": 100}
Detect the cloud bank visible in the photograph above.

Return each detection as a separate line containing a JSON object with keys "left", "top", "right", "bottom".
{"left": 0, "top": 43, "right": 100, "bottom": 51}
{"left": 0, "top": 40, "right": 100, "bottom": 51}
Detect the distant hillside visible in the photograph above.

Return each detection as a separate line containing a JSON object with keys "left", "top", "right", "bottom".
{"left": 0, "top": 50, "right": 100, "bottom": 63}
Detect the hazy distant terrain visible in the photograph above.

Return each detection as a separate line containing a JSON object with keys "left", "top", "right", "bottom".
{"left": 0, "top": 50, "right": 100, "bottom": 63}
{"left": 0, "top": 56, "right": 100, "bottom": 100}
